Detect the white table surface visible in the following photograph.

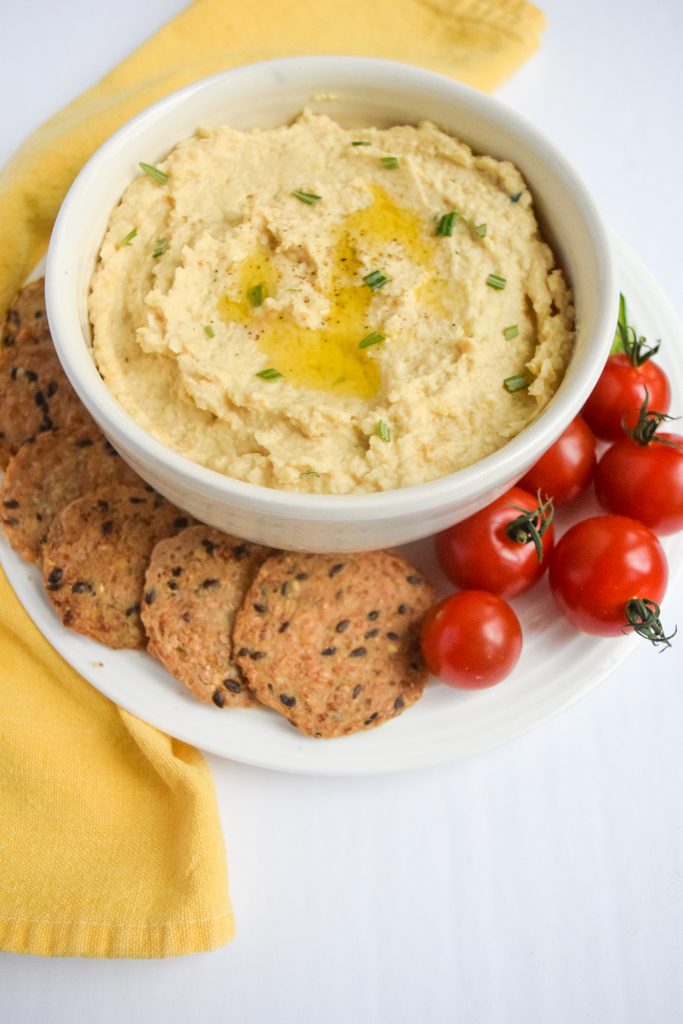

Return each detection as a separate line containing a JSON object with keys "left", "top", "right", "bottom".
{"left": 2, "top": 2, "right": 683, "bottom": 1021}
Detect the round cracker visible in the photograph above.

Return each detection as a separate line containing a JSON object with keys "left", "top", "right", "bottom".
{"left": 142, "top": 526, "right": 272, "bottom": 709}
{"left": 1, "top": 427, "right": 141, "bottom": 564}
{"left": 0, "top": 325, "right": 92, "bottom": 468}
{"left": 2, "top": 279, "right": 46, "bottom": 348}
{"left": 233, "top": 550, "right": 435, "bottom": 738}
{"left": 42, "top": 484, "right": 194, "bottom": 649}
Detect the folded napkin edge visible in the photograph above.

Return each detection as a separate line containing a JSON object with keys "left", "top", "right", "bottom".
{"left": 0, "top": 910, "right": 235, "bottom": 959}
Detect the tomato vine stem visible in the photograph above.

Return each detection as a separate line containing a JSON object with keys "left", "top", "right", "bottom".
{"left": 506, "top": 491, "right": 554, "bottom": 562}
{"left": 623, "top": 598, "right": 676, "bottom": 650}
{"left": 612, "top": 293, "right": 661, "bottom": 366}
{"left": 624, "top": 387, "right": 682, "bottom": 448}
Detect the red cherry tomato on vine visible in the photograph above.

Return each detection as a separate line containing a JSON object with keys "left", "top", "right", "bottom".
{"left": 549, "top": 515, "right": 668, "bottom": 637}
{"left": 594, "top": 433, "right": 683, "bottom": 535}
{"left": 582, "top": 354, "right": 671, "bottom": 440}
{"left": 420, "top": 590, "right": 522, "bottom": 689}
{"left": 435, "top": 486, "right": 554, "bottom": 599}
{"left": 520, "top": 416, "right": 596, "bottom": 506}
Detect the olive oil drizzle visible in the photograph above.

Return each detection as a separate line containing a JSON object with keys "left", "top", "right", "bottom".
{"left": 219, "top": 185, "right": 436, "bottom": 398}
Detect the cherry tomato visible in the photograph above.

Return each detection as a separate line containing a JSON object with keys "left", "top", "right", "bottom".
{"left": 582, "top": 354, "right": 671, "bottom": 440}
{"left": 435, "top": 486, "right": 554, "bottom": 599}
{"left": 420, "top": 590, "right": 522, "bottom": 689}
{"left": 594, "top": 433, "right": 683, "bottom": 535}
{"left": 520, "top": 416, "right": 596, "bottom": 506}
{"left": 549, "top": 515, "right": 668, "bottom": 637}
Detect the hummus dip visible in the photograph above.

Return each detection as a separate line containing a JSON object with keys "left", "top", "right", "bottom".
{"left": 89, "top": 111, "right": 575, "bottom": 493}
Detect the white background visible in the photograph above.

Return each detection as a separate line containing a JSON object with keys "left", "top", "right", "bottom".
{"left": 2, "top": 1, "right": 683, "bottom": 1021}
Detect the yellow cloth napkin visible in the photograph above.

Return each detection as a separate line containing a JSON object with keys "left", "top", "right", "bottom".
{"left": 0, "top": 0, "right": 543, "bottom": 959}
{"left": 0, "top": 574, "right": 232, "bottom": 957}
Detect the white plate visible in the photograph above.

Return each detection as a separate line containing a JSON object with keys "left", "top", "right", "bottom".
{"left": 2, "top": 234, "right": 682, "bottom": 774}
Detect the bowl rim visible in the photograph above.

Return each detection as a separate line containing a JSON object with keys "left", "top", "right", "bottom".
{"left": 46, "top": 55, "right": 618, "bottom": 517}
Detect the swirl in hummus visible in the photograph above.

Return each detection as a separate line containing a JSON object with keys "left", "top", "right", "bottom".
{"left": 89, "top": 111, "right": 575, "bottom": 493}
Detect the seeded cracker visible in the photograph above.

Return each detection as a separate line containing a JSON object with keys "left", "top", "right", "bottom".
{"left": 1, "top": 278, "right": 46, "bottom": 348}
{"left": 1, "top": 427, "right": 141, "bottom": 564}
{"left": 142, "top": 526, "right": 272, "bottom": 709}
{"left": 42, "top": 484, "right": 195, "bottom": 649}
{"left": 233, "top": 550, "right": 435, "bottom": 737}
{"left": 0, "top": 321, "right": 93, "bottom": 468}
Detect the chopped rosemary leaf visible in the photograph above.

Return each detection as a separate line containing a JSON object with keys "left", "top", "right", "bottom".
{"left": 291, "top": 190, "right": 322, "bottom": 205}
{"left": 248, "top": 283, "right": 266, "bottom": 307}
{"left": 351, "top": 140, "right": 372, "bottom": 146}
{"left": 363, "top": 269, "right": 390, "bottom": 290}
{"left": 380, "top": 156, "right": 400, "bottom": 169}
{"left": 504, "top": 373, "right": 530, "bottom": 393}
{"left": 139, "top": 162, "right": 168, "bottom": 185}
{"left": 118, "top": 227, "right": 137, "bottom": 247}
{"left": 475, "top": 223, "right": 487, "bottom": 237}
{"left": 486, "top": 273, "right": 507, "bottom": 290}
{"left": 204, "top": 324, "right": 215, "bottom": 338}
{"left": 300, "top": 470, "right": 320, "bottom": 478}
{"left": 152, "top": 238, "right": 169, "bottom": 258}
{"left": 358, "top": 331, "right": 385, "bottom": 349}
{"left": 436, "top": 211, "right": 458, "bottom": 237}
{"left": 377, "top": 419, "right": 392, "bottom": 443}
{"left": 503, "top": 324, "right": 519, "bottom": 340}
{"left": 256, "top": 367, "right": 284, "bottom": 381}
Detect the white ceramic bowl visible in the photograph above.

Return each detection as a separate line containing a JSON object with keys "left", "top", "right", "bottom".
{"left": 46, "top": 56, "right": 617, "bottom": 552}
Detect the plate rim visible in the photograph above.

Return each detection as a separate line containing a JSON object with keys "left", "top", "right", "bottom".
{"left": 2, "top": 232, "right": 682, "bottom": 775}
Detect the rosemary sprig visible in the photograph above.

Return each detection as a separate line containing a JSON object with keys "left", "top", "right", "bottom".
{"left": 504, "top": 373, "right": 529, "bottom": 393}
{"left": 152, "top": 238, "right": 169, "bottom": 258}
{"left": 436, "top": 211, "right": 458, "bottom": 237}
{"left": 291, "top": 190, "right": 322, "bottom": 205}
{"left": 256, "top": 368, "right": 284, "bottom": 380}
{"left": 363, "top": 270, "right": 390, "bottom": 290}
{"left": 139, "top": 162, "right": 168, "bottom": 185}
{"left": 248, "top": 283, "right": 266, "bottom": 307}
{"left": 358, "top": 332, "right": 385, "bottom": 349}
{"left": 377, "top": 420, "right": 392, "bottom": 442}
{"left": 487, "top": 273, "right": 507, "bottom": 290}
